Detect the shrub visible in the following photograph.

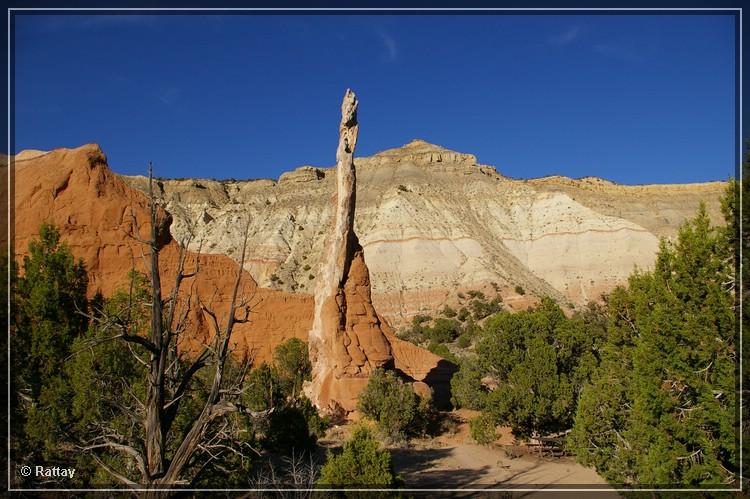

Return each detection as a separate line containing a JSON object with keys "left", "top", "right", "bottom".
{"left": 272, "top": 338, "right": 311, "bottom": 397}
{"left": 470, "top": 413, "right": 498, "bottom": 445}
{"left": 242, "top": 341, "right": 328, "bottom": 455}
{"left": 467, "top": 290, "right": 485, "bottom": 300}
{"left": 450, "top": 356, "right": 488, "bottom": 410}
{"left": 318, "top": 425, "right": 396, "bottom": 486}
{"left": 427, "top": 342, "right": 458, "bottom": 365}
{"left": 399, "top": 324, "right": 426, "bottom": 344}
{"left": 473, "top": 299, "right": 600, "bottom": 440}
{"left": 412, "top": 314, "right": 431, "bottom": 325}
{"left": 457, "top": 334, "right": 471, "bottom": 348}
{"left": 357, "top": 369, "right": 416, "bottom": 442}
{"left": 461, "top": 317, "right": 482, "bottom": 338}
{"left": 303, "top": 264, "right": 311, "bottom": 271}
{"left": 410, "top": 391, "right": 441, "bottom": 437}
{"left": 265, "top": 396, "right": 329, "bottom": 454}
{"left": 440, "top": 305, "right": 457, "bottom": 318}
{"left": 470, "top": 297, "right": 502, "bottom": 320}
{"left": 265, "top": 404, "right": 316, "bottom": 453}
{"left": 297, "top": 396, "right": 331, "bottom": 441}
{"left": 514, "top": 285, "right": 526, "bottom": 295}
{"left": 427, "top": 318, "right": 461, "bottom": 343}
{"left": 241, "top": 363, "right": 282, "bottom": 412}
{"left": 457, "top": 307, "right": 470, "bottom": 322}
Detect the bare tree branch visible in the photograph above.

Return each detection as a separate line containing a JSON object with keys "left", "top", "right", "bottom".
{"left": 80, "top": 440, "right": 149, "bottom": 480}
{"left": 90, "top": 454, "right": 139, "bottom": 488}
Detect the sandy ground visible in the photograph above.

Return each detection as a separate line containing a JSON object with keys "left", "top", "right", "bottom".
{"left": 390, "top": 441, "right": 613, "bottom": 494}
{"left": 321, "top": 409, "right": 618, "bottom": 497}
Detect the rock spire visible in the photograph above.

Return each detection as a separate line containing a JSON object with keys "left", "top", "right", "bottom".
{"left": 303, "top": 89, "right": 394, "bottom": 417}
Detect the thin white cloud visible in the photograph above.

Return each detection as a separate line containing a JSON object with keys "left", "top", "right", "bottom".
{"left": 550, "top": 26, "right": 581, "bottom": 45}
{"left": 159, "top": 87, "right": 181, "bottom": 106}
{"left": 379, "top": 31, "right": 398, "bottom": 62}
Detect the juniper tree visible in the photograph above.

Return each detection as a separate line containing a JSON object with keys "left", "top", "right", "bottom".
{"left": 451, "top": 298, "right": 603, "bottom": 440}
{"left": 318, "top": 425, "right": 396, "bottom": 487}
{"left": 11, "top": 223, "right": 89, "bottom": 480}
{"left": 569, "top": 199, "right": 737, "bottom": 486}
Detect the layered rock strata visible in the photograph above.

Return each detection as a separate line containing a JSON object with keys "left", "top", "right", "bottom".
{"left": 121, "top": 141, "right": 726, "bottom": 328}
{"left": 13, "top": 111, "right": 454, "bottom": 413}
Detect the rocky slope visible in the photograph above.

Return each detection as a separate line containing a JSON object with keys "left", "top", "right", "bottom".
{"left": 13, "top": 143, "right": 451, "bottom": 389}
{"left": 120, "top": 140, "right": 726, "bottom": 328}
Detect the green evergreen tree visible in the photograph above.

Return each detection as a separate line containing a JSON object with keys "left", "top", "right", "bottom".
{"left": 64, "top": 271, "right": 150, "bottom": 484}
{"left": 15, "top": 223, "right": 88, "bottom": 398}
{"left": 450, "top": 355, "right": 488, "bottom": 410}
{"left": 242, "top": 363, "right": 283, "bottom": 412}
{"left": 272, "top": 337, "right": 311, "bottom": 397}
{"left": 318, "top": 425, "right": 396, "bottom": 487}
{"left": 739, "top": 144, "right": 750, "bottom": 492}
{"left": 569, "top": 200, "right": 737, "bottom": 486}
{"left": 454, "top": 298, "right": 602, "bottom": 439}
{"left": 12, "top": 223, "right": 89, "bottom": 476}
{"left": 357, "top": 368, "right": 417, "bottom": 442}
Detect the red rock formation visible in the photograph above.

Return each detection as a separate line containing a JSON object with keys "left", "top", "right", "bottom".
{"left": 13, "top": 141, "right": 454, "bottom": 402}
{"left": 304, "top": 90, "right": 459, "bottom": 416}
{"left": 13, "top": 144, "right": 313, "bottom": 365}
{"left": 304, "top": 90, "right": 396, "bottom": 415}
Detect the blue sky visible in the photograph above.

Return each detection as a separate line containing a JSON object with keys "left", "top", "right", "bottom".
{"left": 14, "top": 13, "right": 736, "bottom": 184}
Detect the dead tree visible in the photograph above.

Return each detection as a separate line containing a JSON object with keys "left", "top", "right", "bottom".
{"left": 78, "top": 164, "right": 268, "bottom": 492}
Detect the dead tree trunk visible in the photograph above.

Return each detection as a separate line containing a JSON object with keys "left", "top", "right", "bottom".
{"left": 79, "top": 163, "right": 267, "bottom": 493}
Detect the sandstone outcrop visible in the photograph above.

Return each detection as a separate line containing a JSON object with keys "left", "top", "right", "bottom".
{"left": 121, "top": 140, "right": 726, "bottom": 328}
{"left": 13, "top": 144, "right": 314, "bottom": 366}
{"left": 303, "top": 90, "right": 394, "bottom": 416}
{"left": 356, "top": 139, "right": 478, "bottom": 167}
{"left": 14, "top": 138, "right": 453, "bottom": 402}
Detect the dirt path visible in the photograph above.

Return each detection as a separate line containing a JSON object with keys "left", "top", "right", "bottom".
{"left": 391, "top": 441, "right": 611, "bottom": 490}
{"left": 388, "top": 410, "right": 617, "bottom": 496}
{"left": 320, "top": 411, "right": 618, "bottom": 496}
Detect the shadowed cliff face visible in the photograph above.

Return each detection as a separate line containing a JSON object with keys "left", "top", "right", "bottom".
{"left": 13, "top": 142, "right": 451, "bottom": 393}
{"left": 120, "top": 141, "right": 727, "bottom": 328}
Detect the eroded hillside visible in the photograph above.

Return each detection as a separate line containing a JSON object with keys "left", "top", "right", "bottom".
{"left": 12, "top": 143, "right": 449, "bottom": 380}
{"left": 120, "top": 139, "right": 726, "bottom": 328}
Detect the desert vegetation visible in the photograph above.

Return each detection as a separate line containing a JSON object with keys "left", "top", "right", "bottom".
{"left": 9, "top": 156, "right": 742, "bottom": 491}
{"left": 445, "top": 178, "right": 740, "bottom": 487}
{"left": 9, "top": 223, "right": 330, "bottom": 488}
{"left": 396, "top": 290, "right": 504, "bottom": 364}
{"left": 318, "top": 425, "right": 398, "bottom": 487}
{"left": 9, "top": 171, "right": 335, "bottom": 490}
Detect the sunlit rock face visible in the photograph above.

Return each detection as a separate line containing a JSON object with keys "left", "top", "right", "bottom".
{"left": 121, "top": 141, "right": 726, "bottom": 330}
{"left": 300, "top": 90, "right": 394, "bottom": 416}
{"left": 13, "top": 140, "right": 455, "bottom": 401}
